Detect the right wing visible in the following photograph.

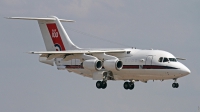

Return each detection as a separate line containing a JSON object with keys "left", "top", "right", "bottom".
{"left": 176, "top": 57, "right": 186, "bottom": 60}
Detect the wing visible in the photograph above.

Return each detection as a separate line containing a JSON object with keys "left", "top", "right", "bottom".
{"left": 176, "top": 57, "right": 186, "bottom": 60}
{"left": 29, "top": 49, "right": 126, "bottom": 60}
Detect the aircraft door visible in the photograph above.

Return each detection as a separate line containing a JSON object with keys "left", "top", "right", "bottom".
{"left": 145, "top": 55, "right": 153, "bottom": 65}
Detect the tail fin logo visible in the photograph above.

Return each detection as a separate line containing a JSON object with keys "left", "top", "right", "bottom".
{"left": 52, "top": 29, "right": 58, "bottom": 38}
{"left": 46, "top": 23, "right": 66, "bottom": 51}
{"left": 54, "top": 44, "right": 61, "bottom": 51}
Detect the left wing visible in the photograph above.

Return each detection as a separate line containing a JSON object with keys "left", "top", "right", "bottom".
{"left": 29, "top": 49, "right": 126, "bottom": 60}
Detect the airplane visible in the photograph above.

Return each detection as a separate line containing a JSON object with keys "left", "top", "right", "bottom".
{"left": 7, "top": 16, "right": 191, "bottom": 90}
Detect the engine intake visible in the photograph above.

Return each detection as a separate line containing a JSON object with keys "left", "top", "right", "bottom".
{"left": 103, "top": 59, "right": 123, "bottom": 71}
{"left": 83, "top": 59, "right": 102, "bottom": 71}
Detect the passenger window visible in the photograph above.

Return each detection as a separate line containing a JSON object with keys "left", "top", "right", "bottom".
{"left": 127, "top": 51, "right": 131, "bottom": 54}
{"left": 163, "top": 57, "right": 169, "bottom": 62}
{"left": 158, "top": 57, "right": 163, "bottom": 62}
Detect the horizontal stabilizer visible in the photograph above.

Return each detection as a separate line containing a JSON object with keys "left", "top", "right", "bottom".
{"left": 6, "top": 17, "right": 74, "bottom": 22}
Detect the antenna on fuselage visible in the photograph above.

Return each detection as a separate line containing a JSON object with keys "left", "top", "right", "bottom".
{"left": 65, "top": 26, "right": 132, "bottom": 48}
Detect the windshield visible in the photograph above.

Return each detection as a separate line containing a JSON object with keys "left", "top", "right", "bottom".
{"left": 169, "top": 58, "right": 177, "bottom": 62}
{"left": 159, "top": 57, "right": 177, "bottom": 62}
{"left": 163, "top": 57, "right": 169, "bottom": 62}
{"left": 158, "top": 57, "right": 163, "bottom": 62}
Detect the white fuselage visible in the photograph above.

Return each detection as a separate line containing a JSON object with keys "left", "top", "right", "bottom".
{"left": 55, "top": 49, "right": 190, "bottom": 82}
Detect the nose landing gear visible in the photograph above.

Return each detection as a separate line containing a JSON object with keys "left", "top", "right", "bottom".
{"left": 123, "top": 81, "right": 135, "bottom": 90}
{"left": 172, "top": 83, "right": 179, "bottom": 88}
{"left": 172, "top": 79, "right": 179, "bottom": 88}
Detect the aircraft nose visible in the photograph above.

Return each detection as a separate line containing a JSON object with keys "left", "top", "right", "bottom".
{"left": 183, "top": 67, "right": 191, "bottom": 75}
{"left": 180, "top": 64, "right": 191, "bottom": 75}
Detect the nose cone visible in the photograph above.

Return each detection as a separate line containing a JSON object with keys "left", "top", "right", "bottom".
{"left": 180, "top": 64, "right": 191, "bottom": 76}
{"left": 182, "top": 66, "right": 191, "bottom": 75}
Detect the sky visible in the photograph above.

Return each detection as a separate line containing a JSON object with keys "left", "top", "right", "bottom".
{"left": 0, "top": 0, "right": 200, "bottom": 112}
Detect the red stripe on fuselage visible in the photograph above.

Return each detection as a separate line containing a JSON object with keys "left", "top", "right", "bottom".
{"left": 123, "top": 65, "right": 139, "bottom": 69}
{"left": 66, "top": 65, "right": 83, "bottom": 69}
{"left": 65, "top": 65, "right": 177, "bottom": 69}
{"left": 46, "top": 23, "right": 65, "bottom": 51}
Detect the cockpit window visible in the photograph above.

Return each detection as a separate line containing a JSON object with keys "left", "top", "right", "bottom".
{"left": 169, "top": 58, "right": 177, "bottom": 62}
{"left": 159, "top": 57, "right": 177, "bottom": 62}
{"left": 158, "top": 57, "right": 163, "bottom": 62}
{"left": 163, "top": 57, "right": 169, "bottom": 62}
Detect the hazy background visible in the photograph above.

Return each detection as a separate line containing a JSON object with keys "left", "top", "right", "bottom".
{"left": 0, "top": 0, "right": 200, "bottom": 112}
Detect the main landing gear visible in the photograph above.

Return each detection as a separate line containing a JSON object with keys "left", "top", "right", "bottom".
{"left": 172, "top": 79, "right": 179, "bottom": 88}
{"left": 96, "top": 81, "right": 107, "bottom": 89}
{"left": 96, "top": 72, "right": 108, "bottom": 89}
{"left": 123, "top": 81, "right": 134, "bottom": 90}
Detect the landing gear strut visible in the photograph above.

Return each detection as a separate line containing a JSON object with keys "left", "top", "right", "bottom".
{"left": 172, "top": 79, "right": 179, "bottom": 88}
{"left": 96, "top": 81, "right": 107, "bottom": 89}
{"left": 123, "top": 81, "right": 134, "bottom": 90}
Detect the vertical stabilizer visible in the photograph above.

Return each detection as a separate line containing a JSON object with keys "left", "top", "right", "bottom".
{"left": 7, "top": 16, "right": 80, "bottom": 51}
{"left": 38, "top": 16, "right": 80, "bottom": 51}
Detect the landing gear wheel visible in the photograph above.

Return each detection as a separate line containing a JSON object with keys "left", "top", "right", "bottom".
{"left": 96, "top": 81, "right": 102, "bottom": 89}
{"left": 101, "top": 81, "right": 107, "bottom": 89}
{"left": 172, "top": 83, "right": 179, "bottom": 88}
{"left": 123, "top": 82, "right": 129, "bottom": 90}
{"left": 172, "top": 83, "right": 176, "bottom": 88}
{"left": 176, "top": 83, "right": 179, "bottom": 88}
{"left": 96, "top": 81, "right": 107, "bottom": 89}
{"left": 129, "top": 82, "right": 134, "bottom": 90}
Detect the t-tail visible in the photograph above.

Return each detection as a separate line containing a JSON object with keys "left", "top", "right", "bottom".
{"left": 7, "top": 16, "right": 80, "bottom": 51}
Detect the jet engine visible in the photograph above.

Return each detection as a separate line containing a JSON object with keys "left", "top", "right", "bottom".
{"left": 103, "top": 59, "right": 123, "bottom": 71}
{"left": 83, "top": 59, "right": 102, "bottom": 71}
